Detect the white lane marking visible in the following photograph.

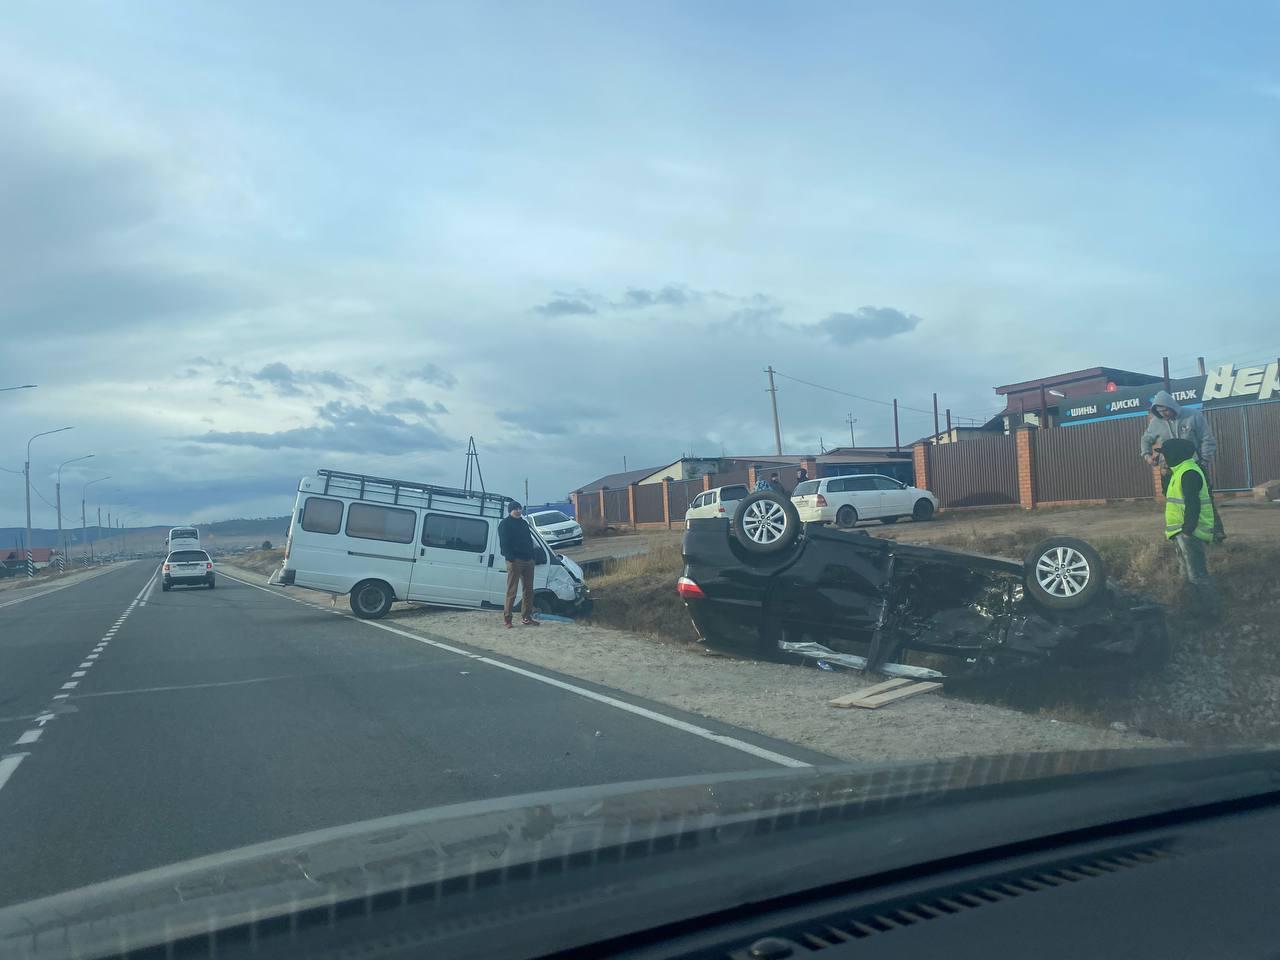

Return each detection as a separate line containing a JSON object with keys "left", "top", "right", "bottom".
{"left": 0, "top": 754, "right": 28, "bottom": 793}
{"left": 220, "top": 573, "right": 811, "bottom": 770}
{"left": 86, "top": 654, "right": 99, "bottom": 661}
{"left": 79, "top": 661, "right": 93, "bottom": 668}
{"left": 15, "top": 729, "right": 41, "bottom": 745}
{"left": 34, "top": 714, "right": 54, "bottom": 726}
{"left": 60, "top": 681, "right": 78, "bottom": 690}
{"left": 71, "top": 671, "right": 87, "bottom": 678}
{"left": 51, "top": 694, "right": 68, "bottom": 700}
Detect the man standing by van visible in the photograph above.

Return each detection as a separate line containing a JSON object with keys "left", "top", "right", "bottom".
{"left": 499, "top": 502, "right": 541, "bottom": 627}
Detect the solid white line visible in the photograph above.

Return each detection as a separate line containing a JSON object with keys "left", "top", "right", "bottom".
{"left": 60, "top": 681, "right": 78, "bottom": 690}
{"left": 16, "top": 729, "right": 41, "bottom": 745}
{"left": 0, "top": 754, "right": 27, "bottom": 793}
{"left": 220, "top": 573, "right": 810, "bottom": 769}
{"left": 0, "top": 564, "right": 121, "bottom": 610}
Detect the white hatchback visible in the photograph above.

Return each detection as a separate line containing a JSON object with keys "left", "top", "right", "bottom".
{"left": 528, "top": 510, "right": 584, "bottom": 548}
{"left": 684, "top": 484, "right": 751, "bottom": 527}
{"left": 791, "top": 474, "right": 938, "bottom": 527}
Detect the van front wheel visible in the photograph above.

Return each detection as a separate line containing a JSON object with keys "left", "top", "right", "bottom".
{"left": 350, "top": 580, "right": 394, "bottom": 619}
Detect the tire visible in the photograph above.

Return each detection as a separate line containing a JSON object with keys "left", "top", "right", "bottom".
{"left": 732, "top": 491, "right": 802, "bottom": 555}
{"left": 835, "top": 505, "right": 858, "bottom": 529}
{"left": 161, "top": 583, "right": 170, "bottom": 592}
{"left": 349, "top": 579, "right": 394, "bottom": 619}
{"left": 208, "top": 580, "right": 215, "bottom": 589}
{"left": 912, "top": 499, "right": 935, "bottom": 521}
{"left": 881, "top": 516, "right": 899, "bottom": 525}
{"left": 533, "top": 591, "right": 558, "bottom": 615}
{"left": 1023, "top": 537, "right": 1106, "bottom": 611}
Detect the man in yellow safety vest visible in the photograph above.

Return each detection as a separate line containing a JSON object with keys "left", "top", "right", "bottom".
{"left": 1157, "top": 438, "right": 1218, "bottom": 617}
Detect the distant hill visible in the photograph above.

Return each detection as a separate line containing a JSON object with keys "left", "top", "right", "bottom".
{"left": 0, "top": 516, "right": 291, "bottom": 551}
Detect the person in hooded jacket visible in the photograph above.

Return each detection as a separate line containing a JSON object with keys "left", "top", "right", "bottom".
{"left": 1141, "top": 389, "right": 1225, "bottom": 541}
{"left": 1156, "top": 438, "right": 1219, "bottom": 617}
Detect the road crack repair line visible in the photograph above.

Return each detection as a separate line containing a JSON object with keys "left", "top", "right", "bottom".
{"left": 0, "top": 567, "right": 158, "bottom": 797}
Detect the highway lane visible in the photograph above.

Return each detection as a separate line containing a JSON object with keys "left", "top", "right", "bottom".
{"left": 0, "top": 562, "right": 827, "bottom": 908}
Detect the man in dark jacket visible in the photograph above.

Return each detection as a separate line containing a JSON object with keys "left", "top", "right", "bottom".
{"left": 1157, "top": 438, "right": 1218, "bottom": 618}
{"left": 767, "top": 472, "right": 785, "bottom": 495}
{"left": 498, "top": 502, "right": 541, "bottom": 627}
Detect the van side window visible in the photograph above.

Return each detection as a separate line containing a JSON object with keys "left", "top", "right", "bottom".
{"left": 300, "top": 497, "right": 343, "bottom": 534}
{"left": 345, "top": 503, "right": 416, "bottom": 543}
{"left": 422, "top": 515, "right": 489, "bottom": 553}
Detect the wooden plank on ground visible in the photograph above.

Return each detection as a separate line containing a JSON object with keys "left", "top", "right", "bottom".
{"left": 847, "top": 681, "right": 944, "bottom": 709}
{"left": 828, "top": 677, "right": 914, "bottom": 708}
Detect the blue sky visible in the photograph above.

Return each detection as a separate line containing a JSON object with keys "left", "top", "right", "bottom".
{"left": 1, "top": 1, "right": 1276, "bottom": 526}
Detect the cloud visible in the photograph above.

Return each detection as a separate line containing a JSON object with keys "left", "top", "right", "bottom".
{"left": 719, "top": 294, "right": 785, "bottom": 330}
{"left": 405, "top": 363, "right": 457, "bottom": 389}
{"left": 616, "top": 285, "right": 694, "bottom": 309}
{"left": 249, "top": 362, "right": 361, "bottom": 396}
{"left": 496, "top": 402, "right": 611, "bottom": 437}
{"left": 384, "top": 397, "right": 449, "bottom": 417}
{"left": 0, "top": 89, "right": 261, "bottom": 337}
{"left": 817, "top": 307, "right": 922, "bottom": 344}
{"left": 194, "top": 401, "right": 450, "bottom": 454}
{"left": 533, "top": 296, "right": 596, "bottom": 317}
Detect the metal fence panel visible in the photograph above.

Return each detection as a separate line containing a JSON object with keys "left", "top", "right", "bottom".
{"left": 1248, "top": 403, "right": 1280, "bottom": 486}
{"left": 577, "top": 495, "right": 602, "bottom": 526}
{"left": 1035, "top": 419, "right": 1152, "bottom": 502}
{"left": 634, "top": 483, "right": 665, "bottom": 523}
{"left": 603, "top": 488, "right": 630, "bottom": 524}
{"left": 929, "top": 434, "right": 1018, "bottom": 507}
{"left": 1205, "top": 407, "right": 1249, "bottom": 491}
{"left": 666, "top": 479, "right": 702, "bottom": 520}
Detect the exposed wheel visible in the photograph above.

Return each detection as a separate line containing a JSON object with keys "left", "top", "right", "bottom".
{"left": 208, "top": 579, "right": 216, "bottom": 589}
{"left": 350, "top": 579, "right": 394, "bottom": 619}
{"left": 732, "top": 491, "right": 802, "bottom": 555}
{"left": 533, "top": 592, "right": 558, "bottom": 615}
{"left": 161, "top": 583, "right": 170, "bottom": 592}
{"left": 912, "top": 499, "right": 935, "bottom": 521}
{"left": 835, "top": 505, "right": 858, "bottom": 529}
{"left": 1023, "top": 537, "right": 1105, "bottom": 610}
{"left": 881, "top": 516, "right": 899, "bottom": 524}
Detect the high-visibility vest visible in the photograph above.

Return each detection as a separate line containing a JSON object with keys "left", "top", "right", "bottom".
{"left": 1166, "top": 460, "right": 1215, "bottom": 542}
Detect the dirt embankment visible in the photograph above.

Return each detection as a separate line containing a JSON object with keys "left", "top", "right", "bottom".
{"left": 582, "top": 501, "right": 1280, "bottom": 747}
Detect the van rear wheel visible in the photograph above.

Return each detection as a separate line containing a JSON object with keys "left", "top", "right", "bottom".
{"left": 350, "top": 580, "right": 394, "bottom": 619}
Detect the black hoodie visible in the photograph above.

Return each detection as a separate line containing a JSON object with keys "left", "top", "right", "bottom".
{"left": 1161, "top": 438, "right": 1203, "bottom": 537}
{"left": 498, "top": 513, "right": 539, "bottom": 561}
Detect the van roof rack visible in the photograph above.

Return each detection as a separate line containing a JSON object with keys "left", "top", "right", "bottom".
{"left": 315, "top": 469, "right": 511, "bottom": 517}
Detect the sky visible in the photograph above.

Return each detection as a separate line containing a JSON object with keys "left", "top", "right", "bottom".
{"left": 2, "top": 0, "right": 1277, "bottom": 528}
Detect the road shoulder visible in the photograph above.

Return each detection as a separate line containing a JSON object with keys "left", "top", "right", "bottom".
{"left": 218, "top": 563, "right": 1169, "bottom": 765}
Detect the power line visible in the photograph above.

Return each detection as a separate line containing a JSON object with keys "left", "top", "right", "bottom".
{"left": 771, "top": 370, "right": 999, "bottom": 424}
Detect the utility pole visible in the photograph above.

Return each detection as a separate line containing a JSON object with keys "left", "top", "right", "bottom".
{"left": 524, "top": 479, "right": 529, "bottom": 505}
{"left": 24, "top": 427, "right": 74, "bottom": 578}
{"left": 845, "top": 413, "right": 857, "bottom": 448}
{"left": 933, "top": 393, "right": 940, "bottom": 441}
{"left": 765, "top": 366, "right": 782, "bottom": 455}
{"left": 892, "top": 399, "right": 900, "bottom": 452}
{"left": 96, "top": 506, "right": 101, "bottom": 560}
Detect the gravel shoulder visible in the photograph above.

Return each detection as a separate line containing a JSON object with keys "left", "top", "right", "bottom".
{"left": 220, "top": 563, "right": 1168, "bottom": 765}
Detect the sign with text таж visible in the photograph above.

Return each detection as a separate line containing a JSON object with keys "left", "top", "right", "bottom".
{"left": 1057, "top": 360, "right": 1279, "bottom": 427}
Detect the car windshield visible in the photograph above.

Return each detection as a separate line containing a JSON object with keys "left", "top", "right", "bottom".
{"left": 1, "top": 5, "right": 1274, "bottom": 956}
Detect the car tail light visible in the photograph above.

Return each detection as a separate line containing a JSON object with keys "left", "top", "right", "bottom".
{"left": 717, "top": 505, "right": 726, "bottom": 513}
{"left": 676, "top": 576, "right": 706, "bottom": 600}
{"left": 815, "top": 494, "right": 828, "bottom": 507}
{"left": 163, "top": 563, "right": 170, "bottom": 572}
{"left": 207, "top": 562, "right": 213, "bottom": 570}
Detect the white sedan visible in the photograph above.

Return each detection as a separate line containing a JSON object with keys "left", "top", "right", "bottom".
{"left": 791, "top": 474, "right": 938, "bottom": 527}
{"left": 528, "top": 510, "right": 584, "bottom": 547}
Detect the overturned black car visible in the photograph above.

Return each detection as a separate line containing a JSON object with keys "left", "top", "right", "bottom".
{"left": 679, "top": 491, "right": 1168, "bottom": 678}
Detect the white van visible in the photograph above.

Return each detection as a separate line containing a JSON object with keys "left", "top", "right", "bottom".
{"left": 166, "top": 526, "right": 200, "bottom": 551}
{"left": 279, "top": 469, "right": 589, "bottom": 619}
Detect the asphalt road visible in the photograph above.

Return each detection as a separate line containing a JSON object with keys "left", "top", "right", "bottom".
{"left": 0, "top": 562, "right": 826, "bottom": 908}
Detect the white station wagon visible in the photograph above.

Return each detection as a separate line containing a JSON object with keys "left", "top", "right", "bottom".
{"left": 791, "top": 474, "right": 938, "bottom": 527}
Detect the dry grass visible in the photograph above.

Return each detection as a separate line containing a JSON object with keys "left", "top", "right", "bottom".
{"left": 582, "top": 538, "right": 696, "bottom": 642}
{"left": 234, "top": 548, "right": 285, "bottom": 575}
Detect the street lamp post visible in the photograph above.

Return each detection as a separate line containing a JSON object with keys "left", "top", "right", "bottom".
{"left": 56, "top": 454, "right": 94, "bottom": 573}
{"left": 25, "top": 427, "right": 74, "bottom": 578}
{"left": 82, "top": 476, "right": 111, "bottom": 565}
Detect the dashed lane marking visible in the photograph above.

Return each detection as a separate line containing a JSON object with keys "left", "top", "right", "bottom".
{"left": 15, "top": 730, "right": 41, "bottom": 745}
{"left": 0, "top": 755, "right": 28, "bottom": 791}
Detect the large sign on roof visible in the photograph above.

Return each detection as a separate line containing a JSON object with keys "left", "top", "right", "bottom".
{"left": 1059, "top": 361, "right": 1280, "bottom": 427}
